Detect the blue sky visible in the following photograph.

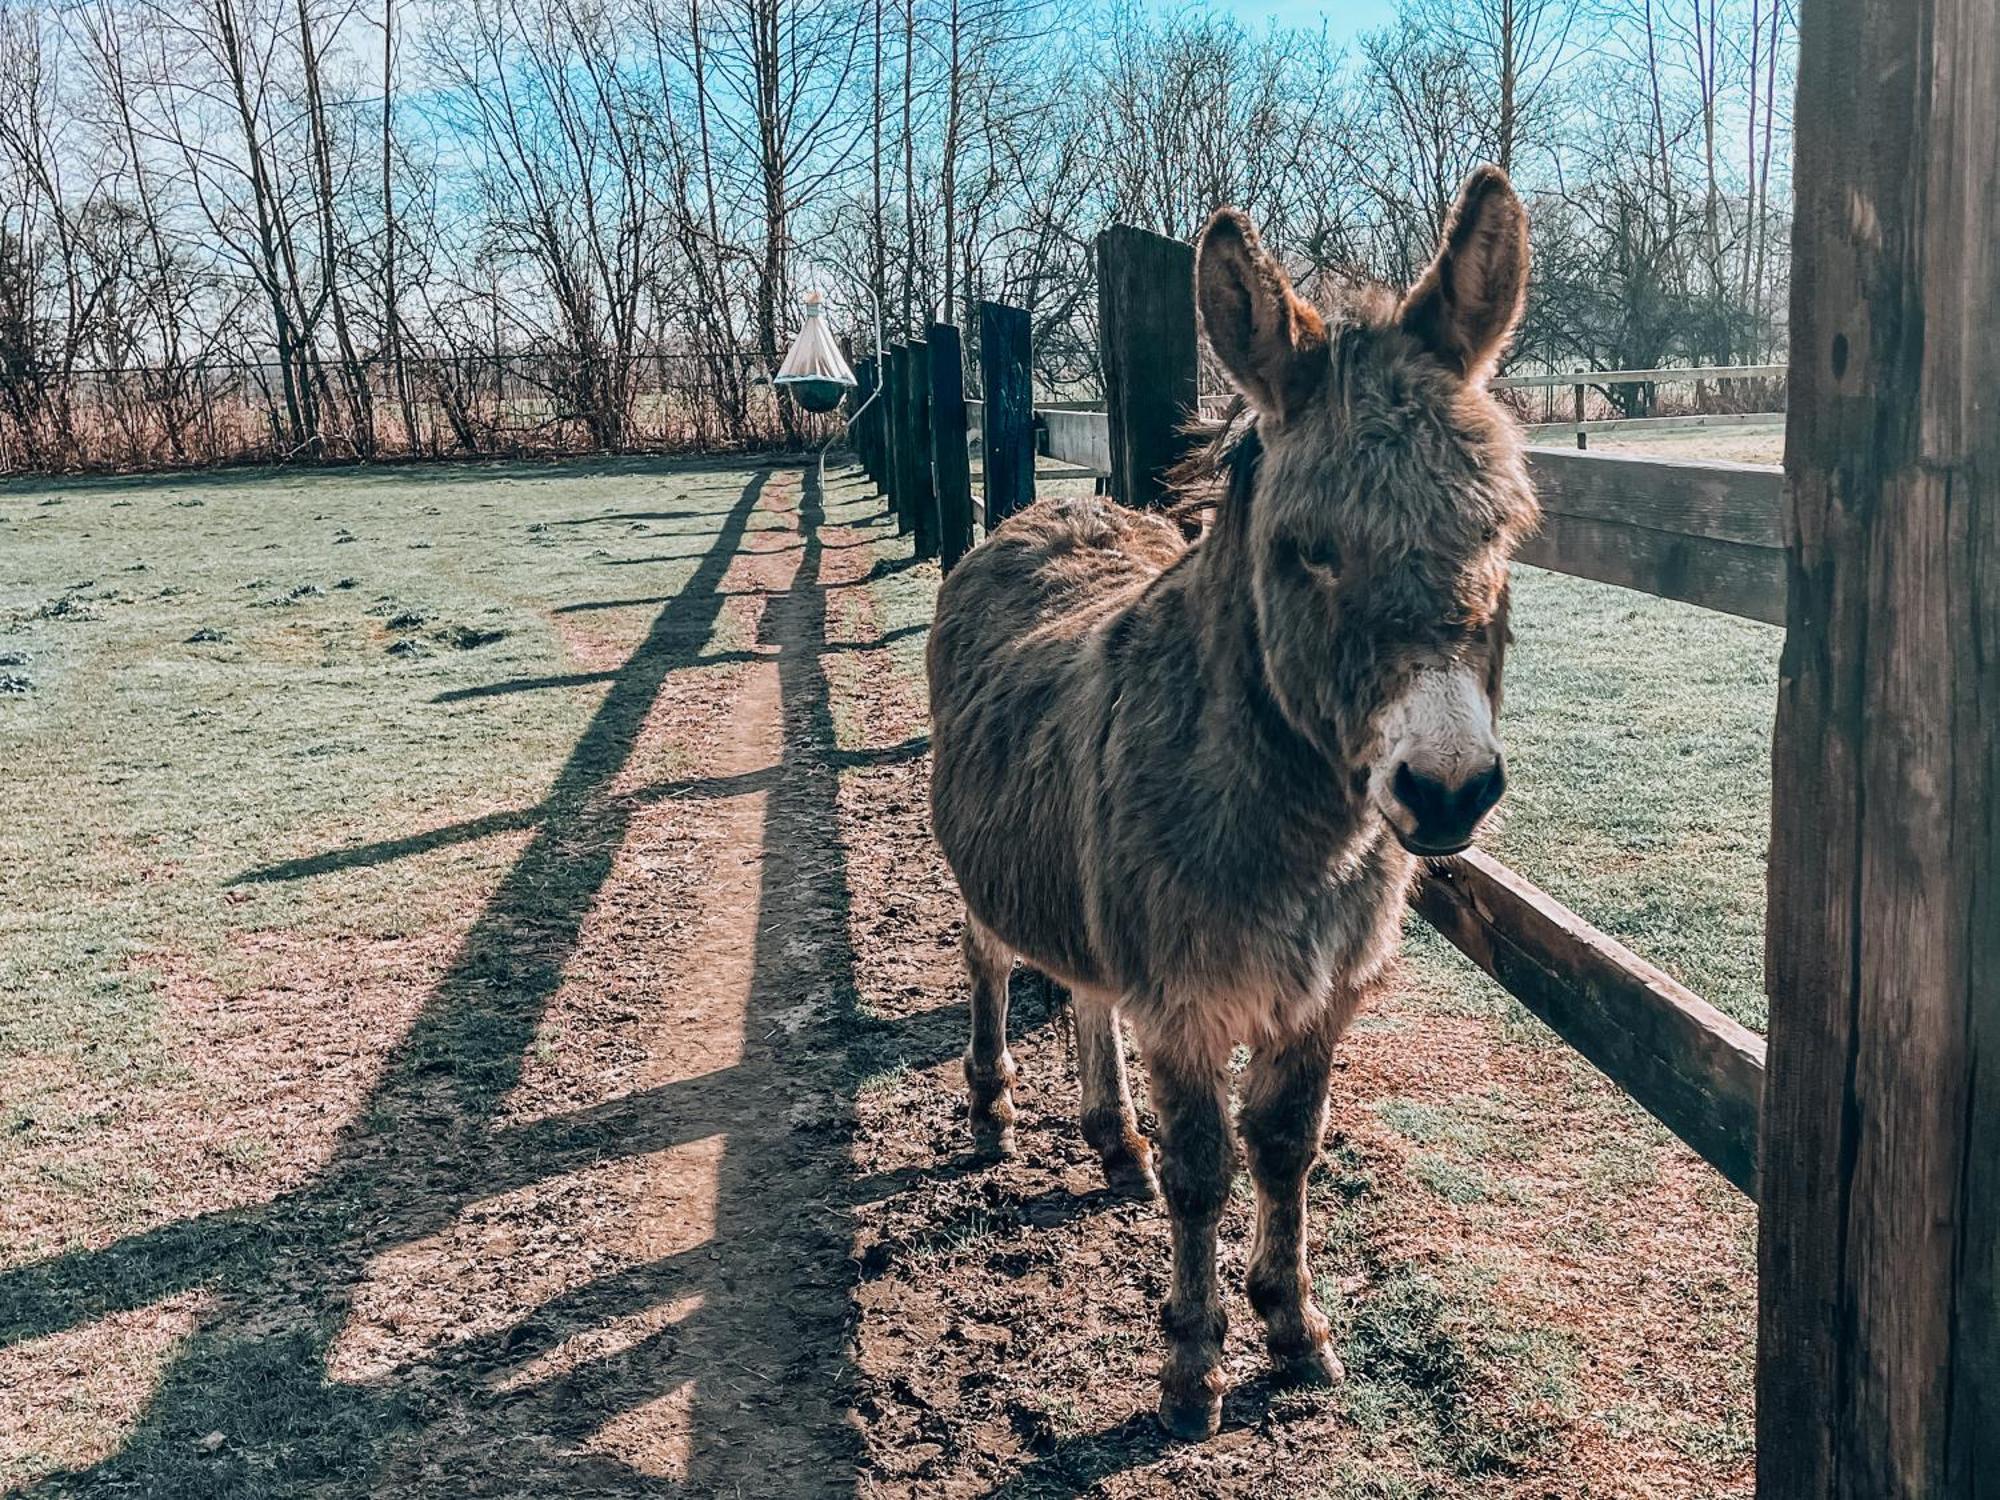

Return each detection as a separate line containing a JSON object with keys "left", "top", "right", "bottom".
{"left": 1222, "top": 0, "right": 1401, "bottom": 41}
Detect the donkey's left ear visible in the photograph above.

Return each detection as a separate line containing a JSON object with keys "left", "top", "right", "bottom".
{"left": 1400, "top": 166, "right": 1529, "bottom": 378}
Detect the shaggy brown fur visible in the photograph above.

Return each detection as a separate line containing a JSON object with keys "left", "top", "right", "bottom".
{"left": 927, "top": 166, "right": 1541, "bottom": 1440}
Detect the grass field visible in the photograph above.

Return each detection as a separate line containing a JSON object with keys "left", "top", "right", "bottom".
{"left": 0, "top": 446, "right": 1776, "bottom": 1496}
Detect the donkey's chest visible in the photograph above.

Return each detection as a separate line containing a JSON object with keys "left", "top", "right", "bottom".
{"left": 1130, "top": 831, "right": 1416, "bottom": 1046}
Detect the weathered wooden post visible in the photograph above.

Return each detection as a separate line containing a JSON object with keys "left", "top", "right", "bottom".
{"left": 853, "top": 355, "right": 879, "bottom": 486}
{"left": 1096, "top": 224, "right": 1199, "bottom": 509}
{"left": 979, "top": 300, "right": 1035, "bottom": 528}
{"left": 905, "top": 339, "right": 938, "bottom": 559}
{"left": 928, "top": 323, "right": 975, "bottom": 570}
{"left": 1572, "top": 382, "right": 1587, "bottom": 450}
{"left": 883, "top": 344, "right": 910, "bottom": 533}
{"left": 1757, "top": 0, "right": 1998, "bottom": 1494}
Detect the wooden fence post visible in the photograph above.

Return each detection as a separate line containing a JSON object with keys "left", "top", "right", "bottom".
{"left": 884, "top": 344, "right": 909, "bottom": 533}
{"left": 979, "top": 300, "right": 1035, "bottom": 528}
{"left": 905, "top": 338, "right": 938, "bottom": 559}
{"left": 1572, "top": 383, "right": 1587, "bottom": 450}
{"left": 853, "top": 356, "right": 879, "bottom": 486}
{"left": 928, "top": 323, "right": 974, "bottom": 570}
{"left": 1757, "top": 0, "right": 1999, "bottom": 1494}
{"left": 1096, "top": 224, "right": 1198, "bottom": 509}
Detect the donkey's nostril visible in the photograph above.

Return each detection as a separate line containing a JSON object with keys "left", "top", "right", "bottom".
{"left": 1391, "top": 762, "right": 1449, "bottom": 827}
{"left": 1391, "top": 756, "right": 1507, "bottom": 852}
{"left": 1463, "top": 755, "right": 1507, "bottom": 823}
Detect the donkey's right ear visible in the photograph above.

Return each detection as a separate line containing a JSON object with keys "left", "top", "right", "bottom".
{"left": 1195, "top": 208, "right": 1328, "bottom": 421}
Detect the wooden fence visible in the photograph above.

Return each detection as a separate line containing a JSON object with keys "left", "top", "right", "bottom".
{"left": 849, "top": 0, "right": 1996, "bottom": 1482}
{"left": 1496, "top": 363, "right": 1786, "bottom": 450}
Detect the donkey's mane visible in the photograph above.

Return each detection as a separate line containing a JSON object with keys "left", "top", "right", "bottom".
{"left": 1163, "top": 397, "right": 1261, "bottom": 530}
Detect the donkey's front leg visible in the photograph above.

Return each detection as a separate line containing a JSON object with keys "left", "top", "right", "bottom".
{"left": 961, "top": 915, "right": 1018, "bottom": 1160}
{"left": 1144, "top": 1036, "right": 1234, "bottom": 1440}
{"left": 1239, "top": 1007, "right": 1344, "bottom": 1387}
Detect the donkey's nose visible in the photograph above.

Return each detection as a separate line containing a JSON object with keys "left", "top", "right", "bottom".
{"left": 1390, "top": 756, "right": 1506, "bottom": 854}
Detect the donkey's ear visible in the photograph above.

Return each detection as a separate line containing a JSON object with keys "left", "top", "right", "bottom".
{"left": 1195, "top": 208, "right": 1327, "bottom": 420}
{"left": 1399, "top": 166, "right": 1529, "bottom": 378}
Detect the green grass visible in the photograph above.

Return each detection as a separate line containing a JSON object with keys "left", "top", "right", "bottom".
{"left": 1407, "top": 564, "right": 1780, "bottom": 1031}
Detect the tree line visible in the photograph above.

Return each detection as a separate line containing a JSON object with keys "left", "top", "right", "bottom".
{"left": 0, "top": 0, "right": 1795, "bottom": 471}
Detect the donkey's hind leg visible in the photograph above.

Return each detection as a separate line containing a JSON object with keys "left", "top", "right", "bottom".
{"left": 1239, "top": 1004, "right": 1346, "bottom": 1388}
{"left": 1074, "top": 995, "right": 1156, "bottom": 1198}
{"left": 962, "top": 913, "right": 1018, "bottom": 1160}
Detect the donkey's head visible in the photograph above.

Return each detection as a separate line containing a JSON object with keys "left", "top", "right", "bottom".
{"left": 1195, "top": 167, "right": 1539, "bottom": 856}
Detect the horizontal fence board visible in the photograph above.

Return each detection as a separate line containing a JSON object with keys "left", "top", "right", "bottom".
{"left": 1521, "top": 447, "right": 1786, "bottom": 624}
{"left": 1517, "top": 514, "right": 1786, "bottom": 624}
{"left": 1524, "top": 411, "right": 1786, "bottom": 440}
{"left": 1022, "top": 411, "right": 1788, "bottom": 622}
{"left": 1041, "top": 409, "right": 1112, "bottom": 474}
{"left": 1495, "top": 364, "right": 1788, "bottom": 390}
{"left": 1415, "top": 849, "right": 1765, "bottom": 1198}
{"left": 1526, "top": 447, "right": 1784, "bottom": 547}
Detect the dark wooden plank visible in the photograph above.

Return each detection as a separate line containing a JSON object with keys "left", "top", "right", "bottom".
{"left": 883, "top": 345, "right": 908, "bottom": 533}
{"left": 1096, "top": 224, "right": 1197, "bottom": 509}
{"left": 852, "top": 355, "right": 880, "bottom": 487}
{"left": 1030, "top": 411, "right": 1788, "bottom": 619}
{"left": 1515, "top": 512, "right": 1786, "bottom": 625}
{"left": 928, "top": 323, "right": 974, "bottom": 570}
{"left": 905, "top": 338, "right": 937, "bottom": 560}
{"left": 1757, "top": 0, "right": 2000, "bottom": 1493}
{"left": 1527, "top": 447, "right": 1784, "bottom": 547}
{"left": 1414, "top": 850, "right": 1764, "bottom": 1199}
{"left": 978, "top": 300, "right": 1034, "bottom": 528}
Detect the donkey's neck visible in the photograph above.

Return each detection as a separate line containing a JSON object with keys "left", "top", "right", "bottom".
{"left": 1169, "top": 495, "right": 1379, "bottom": 867}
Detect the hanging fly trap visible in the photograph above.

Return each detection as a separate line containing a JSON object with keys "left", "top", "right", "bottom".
{"left": 773, "top": 291, "right": 856, "bottom": 413}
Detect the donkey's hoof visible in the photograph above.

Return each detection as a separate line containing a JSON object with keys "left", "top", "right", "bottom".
{"left": 1272, "top": 1341, "right": 1345, "bottom": 1389}
{"left": 1102, "top": 1151, "right": 1159, "bottom": 1200}
{"left": 1157, "top": 1386, "right": 1223, "bottom": 1442}
{"left": 971, "top": 1124, "right": 1017, "bottom": 1162}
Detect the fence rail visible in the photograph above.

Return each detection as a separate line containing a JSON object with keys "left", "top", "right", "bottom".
{"left": 1492, "top": 363, "right": 1788, "bottom": 389}
{"left": 0, "top": 350, "right": 824, "bottom": 473}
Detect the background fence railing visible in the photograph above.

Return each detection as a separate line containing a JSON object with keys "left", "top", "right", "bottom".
{"left": 0, "top": 351, "right": 835, "bottom": 475}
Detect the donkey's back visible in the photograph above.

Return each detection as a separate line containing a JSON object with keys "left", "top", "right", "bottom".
{"left": 929, "top": 492, "right": 1186, "bottom": 694}
{"left": 927, "top": 494, "right": 1189, "bottom": 992}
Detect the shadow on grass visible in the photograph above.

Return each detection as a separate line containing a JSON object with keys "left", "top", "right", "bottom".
{"left": 0, "top": 463, "right": 1038, "bottom": 1498}
{"left": 426, "top": 624, "right": 930, "bottom": 705}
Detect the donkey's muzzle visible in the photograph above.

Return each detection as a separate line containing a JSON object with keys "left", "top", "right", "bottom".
{"left": 1389, "top": 757, "right": 1507, "bottom": 856}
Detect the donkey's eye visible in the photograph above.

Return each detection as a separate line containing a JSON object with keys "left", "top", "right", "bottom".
{"left": 1292, "top": 537, "right": 1342, "bottom": 580}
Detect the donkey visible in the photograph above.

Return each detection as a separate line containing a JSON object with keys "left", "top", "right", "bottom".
{"left": 926, "top": 167, "right": 1539, "bottom": 1440}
